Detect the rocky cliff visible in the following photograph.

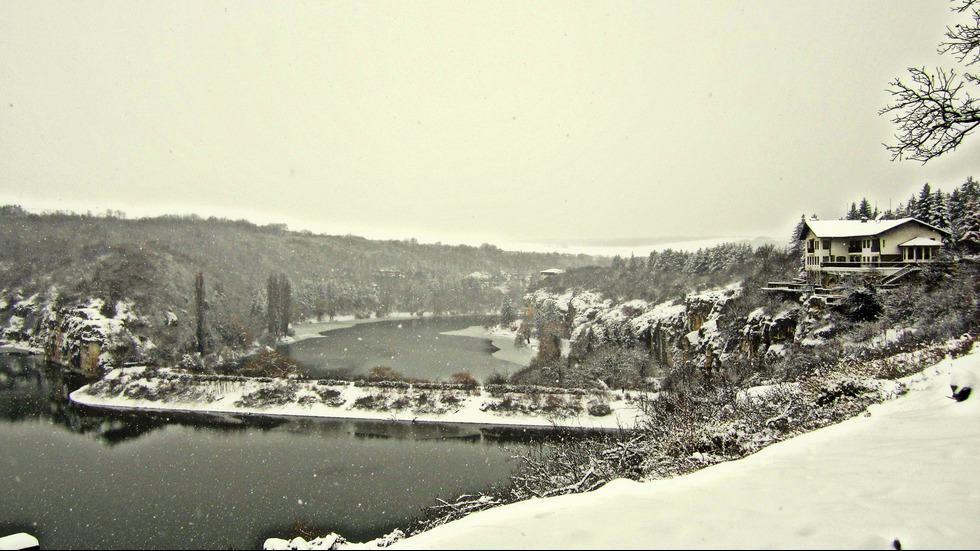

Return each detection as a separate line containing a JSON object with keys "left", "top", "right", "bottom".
{"left": 525, "top": 283, "right": 824, "bottom": 374}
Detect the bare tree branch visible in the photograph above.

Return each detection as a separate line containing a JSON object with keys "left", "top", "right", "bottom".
{"left": 882, "top": 0, "right": 980, "bottom": 163}
{"left": 941, "top": 0, "right": 980, "bottom": 64}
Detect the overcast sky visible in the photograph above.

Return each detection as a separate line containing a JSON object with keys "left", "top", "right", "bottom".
{"left": 2, "top": 1, "right": 978, "bottom": 249}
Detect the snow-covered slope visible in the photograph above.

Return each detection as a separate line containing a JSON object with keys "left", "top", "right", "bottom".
{"left": 384, "top": 350, "right": 978, "bottom": 550}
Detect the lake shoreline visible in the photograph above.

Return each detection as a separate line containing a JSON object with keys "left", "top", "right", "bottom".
{"left": 287, "top": 313, "right": 536, "bottom": 368}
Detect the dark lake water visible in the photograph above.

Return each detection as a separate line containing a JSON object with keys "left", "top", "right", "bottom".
{"left": 0, "top": 317, "right": 542, "bottom": 550}
{"left": 283, "top": 315, "right": 525, "bottom": 381}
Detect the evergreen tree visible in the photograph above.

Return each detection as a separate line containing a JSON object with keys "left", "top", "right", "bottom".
{"left": 904, "top": 196, "right": 917, "bottom": 218}
{"left": 789, "top": 214, "right": 807, "bottom": 259}
{"left": 846, "top": 202, "right": 860, "bottom": 220}
{"left": 931, "top": 189, "right": 950, "bottom": 228}
{"left": 913, "top": 183, "right": 934, "bottom": 222}
{"left": 858, "top": 198, "right": 874, "bottom": 220}
{"left": 646, "top": 250, "right": 659, "bottom": 271}
{"left": 627, "top": 253, "right": 642, "bottom": 271}
{"left": 499, "top": 298, "right": 517, "bottom": 326}
{"left": 958, "top": 194, "right": 980, "bottom": 253}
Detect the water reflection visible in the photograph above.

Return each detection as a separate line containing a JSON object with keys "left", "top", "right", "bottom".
{"left": 0, "top": 353, "right": 545, "bottom": 549}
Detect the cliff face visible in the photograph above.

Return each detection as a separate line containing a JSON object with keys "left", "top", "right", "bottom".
{"left": 526, "top": 283, "right": 818, "bottom": 372}
{"left": 17, "top": 298, "right": 161, "bottom": 374}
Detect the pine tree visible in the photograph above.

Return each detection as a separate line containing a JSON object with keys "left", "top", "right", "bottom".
{"left": 931, "top": 189, "right": 950, "bottom": 228}
{"left": 958, "top": 194, "right": 980, "bottom": 253}
{"left": 789, "top": 214, "right": 807, "bottom": 259}
{"left": 846, "top": 202, "right": 859, "bottom": 220}
{"left": 913, "top": 183, "right": 934, "bottom": 222}
{"left": 904, "top": 197, "right": 917, "bottom": 219}
{"left": 858, "top": 198, "right": 874, "bottom": 220}
{"left": 499, "top": 299, "right": 517, "bottom": 326}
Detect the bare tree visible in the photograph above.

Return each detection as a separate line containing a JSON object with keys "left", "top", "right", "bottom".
{"left": 881, "top": 0, "right": 980, "bottom": 162}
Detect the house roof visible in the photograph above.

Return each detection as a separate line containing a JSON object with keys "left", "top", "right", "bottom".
{"left": 899, "top": 237, "right": 944, "bottom": 247}
{"left": 798, "top": 218, "right": 950, "bottom": 240}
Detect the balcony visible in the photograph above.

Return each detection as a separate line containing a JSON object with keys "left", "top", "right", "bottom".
{"left": 819, "top": 261, "right": 908, "bottom": 269}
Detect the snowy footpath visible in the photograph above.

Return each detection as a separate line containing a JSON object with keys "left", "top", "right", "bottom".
{"left": 382, "top": 350, "right": 979, "bottom": 550}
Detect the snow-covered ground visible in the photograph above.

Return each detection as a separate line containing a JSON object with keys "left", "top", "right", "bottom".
{"left": 285, "top": 312, "right": 424, "bottom": 344}
{"left": 268, "top": 348, "right": 979, "bottom": 550}
{"left": 441, "top": 324, "right": 536, "bottom": 367}
{"left": 69, "top": 368, "right": 646, "bottom": 431}
{"left": 494, "top": 236, "right": 764, "bottom": 257}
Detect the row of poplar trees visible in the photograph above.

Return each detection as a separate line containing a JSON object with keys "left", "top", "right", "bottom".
{"left": 193, "top": 271, "right": 293, "bottom": 355}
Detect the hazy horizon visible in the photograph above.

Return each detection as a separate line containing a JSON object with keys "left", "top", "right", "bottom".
{"left": 3, "top": 1, "right": 978, "bottom": 248}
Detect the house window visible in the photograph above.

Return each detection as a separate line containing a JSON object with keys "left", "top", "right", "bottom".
{"left": 871, "top": 239, "right": 880, "bottom": 252}
{"left": 807, "top": 239, "right": 815, "bottom": 253}
{"left": 848, "top": 240, "right": 861, "bottom": 253}
{"left": 822, "top": 239, "right": 831, "bottom": 250}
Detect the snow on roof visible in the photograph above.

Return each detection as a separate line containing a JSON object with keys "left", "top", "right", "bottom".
{"left": 898, "top": 237, "right": 943, "bottom": 247}
{"left": 540, "top": 268, "right": 565, "bottom": 275}
{"left": 800, "top": 218, "right": 949, "bottom": 239}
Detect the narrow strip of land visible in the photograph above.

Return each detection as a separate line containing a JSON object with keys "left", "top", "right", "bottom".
{"left": 69, "top": 367, "right": 645, "bottom": 430}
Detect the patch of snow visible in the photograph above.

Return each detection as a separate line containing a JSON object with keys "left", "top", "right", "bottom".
{"left": 765, "top": 343, "right": 787, "bottom": 357}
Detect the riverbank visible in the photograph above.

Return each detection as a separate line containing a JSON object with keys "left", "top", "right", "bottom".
{"left": 287, "top": 313, "right": 425, "bottom": 343}
{"left": 69, "top": 366, "right": 646, "bottom": 430}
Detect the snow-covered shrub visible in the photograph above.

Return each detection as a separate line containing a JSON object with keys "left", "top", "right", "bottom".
{"left": 241, "top": 349, "right": 305, "bottom": 378}
{"left": 448, "top": 372, "right": 478, "bottom": 389}
{"left": 235, "top": 381, "right": 299, "bottom": 408}
{"left": 352, "top": 393, "right": 386, "bottom": 410}
{"left": 297, "top": 386, "right": 345, "bottom": 408}
{"left": 587, "top": 400, "right": 612, "bottom": 417}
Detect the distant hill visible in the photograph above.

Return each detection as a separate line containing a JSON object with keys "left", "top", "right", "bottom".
{"left": 0, "top": 206, "right": 602, "bottom": 367}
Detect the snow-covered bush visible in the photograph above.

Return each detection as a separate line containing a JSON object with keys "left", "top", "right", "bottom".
{"left": 235, "top": 381, "right": 299, "bottom": 408}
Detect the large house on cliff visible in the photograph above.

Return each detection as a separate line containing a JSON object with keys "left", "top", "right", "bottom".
{"left": 796, "top": 217, "right": 950, "bottom": 286}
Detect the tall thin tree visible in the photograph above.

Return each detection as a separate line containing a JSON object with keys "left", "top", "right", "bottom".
{"left": 195, "top": 271, "right": 206, "bottom": 355}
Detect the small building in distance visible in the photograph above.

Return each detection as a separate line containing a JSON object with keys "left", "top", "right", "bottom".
{"left": 539, "top": 268, "right": 565, "bottom": 280}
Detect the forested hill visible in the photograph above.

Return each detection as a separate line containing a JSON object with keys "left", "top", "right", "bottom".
{"left": 0, "top": 206, "right": 600, "bottom": 367}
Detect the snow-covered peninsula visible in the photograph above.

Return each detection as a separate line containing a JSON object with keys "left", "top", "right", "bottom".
{"left": 69, "top": 366, "right": 646, "bottom": 431}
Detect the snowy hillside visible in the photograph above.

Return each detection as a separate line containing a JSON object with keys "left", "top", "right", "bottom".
{"left": 266, "top": 346, "right": 978, "bottom": 550}
{"left": 388, "top": 349, "right": 979, "bottom": 550}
